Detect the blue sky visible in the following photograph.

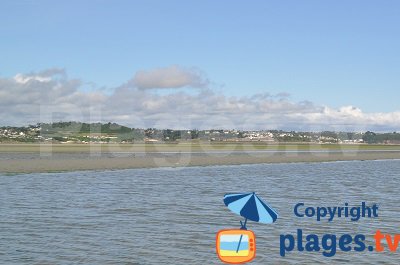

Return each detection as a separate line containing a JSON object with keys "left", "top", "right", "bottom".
{"left": 1, "top": 1, "right": 399, "bottom": 130}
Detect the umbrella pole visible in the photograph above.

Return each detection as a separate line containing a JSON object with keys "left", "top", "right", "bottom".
{"left": 240, "top": 218, "right": 247, "bottom": 230}
{"left": 236, "top": 218, "right": 247, "bottom": 253}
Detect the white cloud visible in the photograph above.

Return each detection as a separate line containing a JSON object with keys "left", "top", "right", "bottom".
{"left": 0, "top": 68, "right": 399, "bottom": 132}
{"left": 14, "top": 74, "right": 52, "bottom": 84}
{"left": 13, "top": 68, "right": 66, "bottom": 84}
{"left": 131, "top": 65, "right": 208, "bottom": 89}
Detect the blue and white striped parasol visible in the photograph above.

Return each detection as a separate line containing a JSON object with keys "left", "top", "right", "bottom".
{"left": 223, "top": 192, "right": 278, "bottom": 227}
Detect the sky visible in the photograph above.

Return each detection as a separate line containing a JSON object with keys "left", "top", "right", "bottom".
{"left": 1, "top": 0, "right": 400, "bottom": 131}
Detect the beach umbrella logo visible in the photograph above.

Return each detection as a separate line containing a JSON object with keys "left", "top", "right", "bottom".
{"left": 216, "top": 192, "right": 278, "bottom": 264}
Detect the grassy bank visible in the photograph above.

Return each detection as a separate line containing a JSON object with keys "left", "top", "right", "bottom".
{"left": 1, "top": 142, "right": 400, "bottom": 153}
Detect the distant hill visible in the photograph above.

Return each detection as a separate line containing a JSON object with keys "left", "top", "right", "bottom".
{"left": 362, "top": 131, "right": 400, "bottom": 144}
{"left": 38, "top": 121, "right": 144, "bottom": 142}
{"left": 41, "top": 121, "right": 133, "bottom": 134}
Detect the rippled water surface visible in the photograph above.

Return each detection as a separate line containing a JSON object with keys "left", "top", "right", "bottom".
{"left": 1, "top": 160, "right": 399, "bottom": 264}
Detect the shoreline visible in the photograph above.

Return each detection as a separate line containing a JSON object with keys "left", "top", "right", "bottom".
{"left": 1, "top": 149, "right": 400, "bottom": 174}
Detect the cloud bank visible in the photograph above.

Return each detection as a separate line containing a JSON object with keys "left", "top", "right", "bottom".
{"left": 1, "top": 67, "right": 399, "bottom": 132}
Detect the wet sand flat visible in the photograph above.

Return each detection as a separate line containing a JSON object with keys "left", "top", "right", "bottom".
{"left": 1, "top": 143, "right": 400, "bottom": 173}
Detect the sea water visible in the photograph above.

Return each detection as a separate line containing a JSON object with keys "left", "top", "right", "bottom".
{"left": 1, "top": 160, "right": 399, "bottom": 264}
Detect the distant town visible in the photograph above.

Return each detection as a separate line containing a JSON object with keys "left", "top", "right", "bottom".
{"left": 0, "top": 121, "right": 399, "bottom": 144}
